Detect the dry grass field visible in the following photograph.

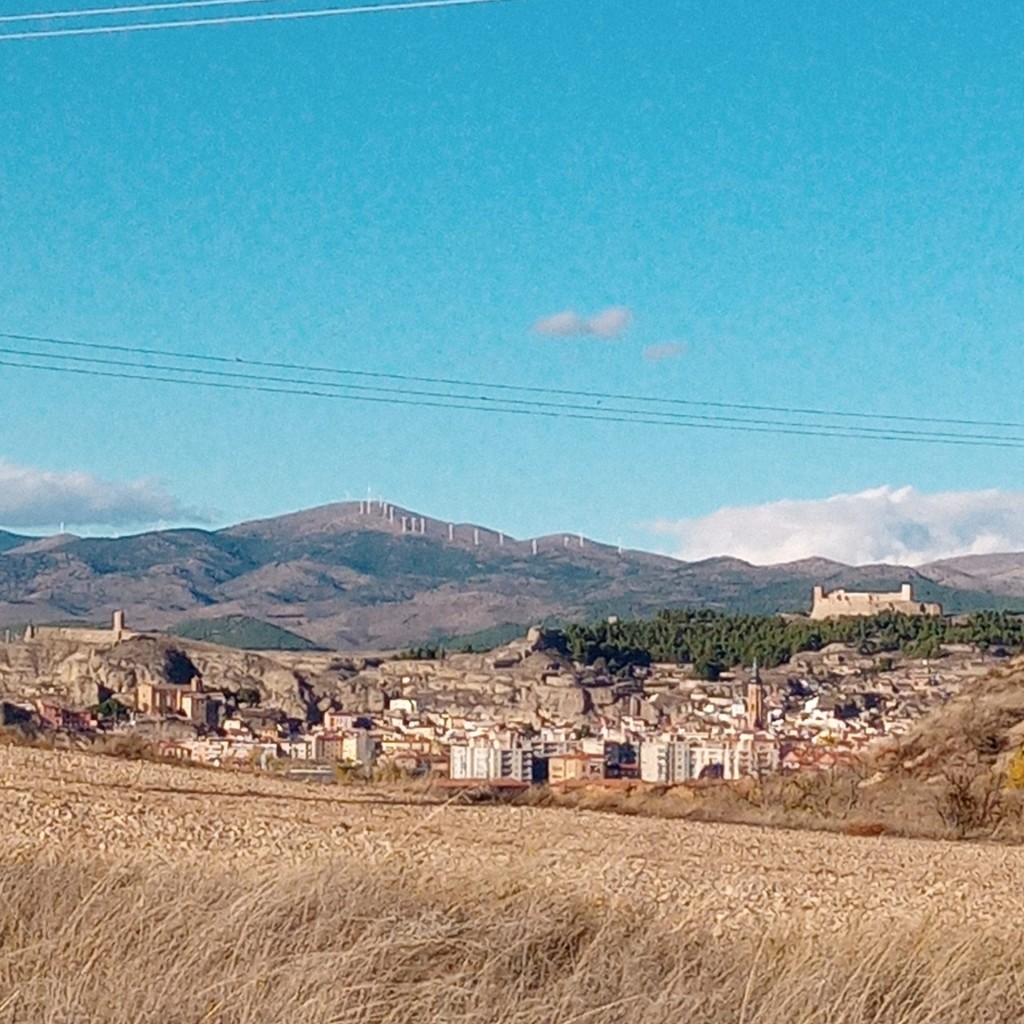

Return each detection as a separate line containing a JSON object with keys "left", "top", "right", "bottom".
{"left": 2, "top": 746, "right": 1024, "bottom": 1023}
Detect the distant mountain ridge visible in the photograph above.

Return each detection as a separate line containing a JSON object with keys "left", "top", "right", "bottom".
{"left": 1, "top": 501, "right": 1022, "bottom": 649}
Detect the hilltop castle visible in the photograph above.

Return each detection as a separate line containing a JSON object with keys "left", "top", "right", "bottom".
{"left": 21, "top": 610, "right": 133, "bottom": 645}
{"left": 810, "top": 583, "right": 942, "bottom": 620}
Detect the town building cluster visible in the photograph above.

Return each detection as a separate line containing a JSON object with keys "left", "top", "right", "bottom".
{"left": 6, "top": 647, "right": 986, "bottom": 788}
{"left": 2, "top": 598, "right": 1002, "bottom": 787}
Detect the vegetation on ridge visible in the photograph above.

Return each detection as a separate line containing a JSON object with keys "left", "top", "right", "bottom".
{"left": 559, "top": 609, "right": 1024, "bottom": 676}
{"left": 170, "top": 615, "right": 322, "bottom": 651}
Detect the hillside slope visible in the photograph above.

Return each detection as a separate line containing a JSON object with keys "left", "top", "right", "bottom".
{"left": 918, "top": 553, "right": 1024, "bottom": 598}
{"left": 0, "top": 501, "right": 1022, "bottom": 649}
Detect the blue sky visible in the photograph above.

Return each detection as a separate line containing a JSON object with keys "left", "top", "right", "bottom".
{"left": 2, "top": 0, "right": 1023, "bottom": 562}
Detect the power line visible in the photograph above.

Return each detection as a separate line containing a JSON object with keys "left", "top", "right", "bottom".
{"left": 0, "top": 0, "right": 282, "bottom": 25}
{"left": 2, "top": 342, "right": 1022, "bottom": 445}
{"left": 8, "top": 354, "right": 1024, "bottom": 447}
{"left": 0, "top": 0, "right": 515, "bottom": 41}
{"left": 3, "top": 329, "right": 1023, "bottom": 434}
{"left": 4, "top": 341, "right": 1018, "bottom": 442}
{"left": 3, "top": 350, "right": 1024, "bottom": 449}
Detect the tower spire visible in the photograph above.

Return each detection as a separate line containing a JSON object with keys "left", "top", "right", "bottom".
{"left": 745, "top": 659, "right": 765, "bottom": 731}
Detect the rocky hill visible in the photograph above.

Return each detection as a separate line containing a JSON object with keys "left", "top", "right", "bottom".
{"left": 0, "top": 623, "right": 628, "bottom": 730}
{"left": 1, "top": 501, "right": 1022, "bottom": 650}
{"left": 0, "top": 630, "right": 380, "bottom": 723}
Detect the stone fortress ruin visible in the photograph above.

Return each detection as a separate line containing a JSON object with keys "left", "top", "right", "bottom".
{"left": 810, "top": 583, "right": 942, "bottom": 621}
{"left": 19, "top": 610, "right": 133, "bottom": 646}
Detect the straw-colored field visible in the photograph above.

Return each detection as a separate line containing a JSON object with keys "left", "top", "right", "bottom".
{"left": 2, "top": 746, "right": 1023, "bottom": 1023}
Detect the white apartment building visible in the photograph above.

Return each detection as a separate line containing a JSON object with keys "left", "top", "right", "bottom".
{"left": 280, "top": 736, "right": 319, "bottom": 761}
{"left": 733, "top": 732, "right": 780, "bottom": 777}
{"left": 639, "top": 734, "right": 779, "bottom": 783}
{"left": 449, "top": 742, "right": 533, "bottom": 782}
{"left": 640, "top": 739, "right": 691, "bottom": 783}
{"left": 340, "top": 731, "right": 376, "bottom": 765}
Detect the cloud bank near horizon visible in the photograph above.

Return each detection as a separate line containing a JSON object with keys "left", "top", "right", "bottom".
{"left": 0, "top": 458, "right": 202, "bottom": 531}
{"left": 532, "top": 306, "right": 632, "bottom": 338}
{"left": 649, "top": 485, "right": 1024, "bottom": 566}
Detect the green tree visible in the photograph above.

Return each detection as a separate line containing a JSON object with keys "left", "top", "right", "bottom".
{"left": 94, "top": 697, "right": 130, "bottom": 724}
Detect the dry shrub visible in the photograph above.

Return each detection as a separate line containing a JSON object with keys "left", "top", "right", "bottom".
{"left": 525, "top": 783, "right": 699, "bottom": 820}
{"left": 0, "top": 726, "right": 171, "bottom": 765}
{"left": 842, "top": 820, "right": 887, "bottom": 837}
{"left": 0, "top": 726, "right": 53, "bottom": 750}
{"left": 904, "top": 691, "right": 1024, "bottom": 769}
{"left": 92, "top": 731, "right": 164, "bottom": 760}
{"left": 517, "top": 763, "right": 1024, "bottom": 842}
{"left": 0, "top": 854, "right": 1022, "bottom": 1024}
{"left": 935, "top": 761, "right": 1004, "bottom": 839}
{"left": 1005, "top": 747, "right": 1024, "bottom": 789}
{"left": 777, "top": 765, "right": 867, "bottom": 821}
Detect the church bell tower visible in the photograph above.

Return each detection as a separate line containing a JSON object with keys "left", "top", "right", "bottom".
{"left": 745, "top": 659, "right": 765, "bottom": 731}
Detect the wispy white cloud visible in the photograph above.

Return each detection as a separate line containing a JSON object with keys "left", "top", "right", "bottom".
{"left": 586, "top": 307, "right": 632, "bottom": 337}
{"left": 533, "top": 306, "right": 632, "bottom": 339}
{"left": 0, "top": 458, "right": 203, "bottom": 530}
{"left": 532, "top": 310, "right": 586, "bottom": 336}
{"left": 648, "top": 485, "right": 1024, "bottom": 566}
{"left": 643, "top": 341, "right": 687, "bottom": 363}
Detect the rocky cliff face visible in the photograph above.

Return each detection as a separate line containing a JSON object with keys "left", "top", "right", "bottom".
{"left": 0, "top": 626, "right": 635, "bottom": 727}
{"left": 0, "top": 634, "right": 355, "bottom": 722}
{"left": 365, "top": 626, "right": 669, "bottom": 728}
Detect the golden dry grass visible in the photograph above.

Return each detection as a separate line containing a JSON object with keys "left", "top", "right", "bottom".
{"left": 2, "top": 746, "right": 1024, "bottom": 1023}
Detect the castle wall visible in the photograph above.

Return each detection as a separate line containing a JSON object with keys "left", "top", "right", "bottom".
{"left": 22, "top": 612, "right": 134, "bottom": 646}
{"left": 810, "top": 584, "right": 941, "bottom": 620}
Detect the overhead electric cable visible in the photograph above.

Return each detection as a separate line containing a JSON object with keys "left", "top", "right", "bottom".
{"left": 0, "top": 0, "right": 515, "bottom": 41}
{"left": 3, "top": 329, "right": 1023, "bottom": 433}
{"left": 3, "top": 351, "right": 1024, "bottom": 449}
{"left": 0, "top": 0, "right": 282, "bottom": 25}
{"left": 1, "top": 342, "right": 1021, "bottom": 445}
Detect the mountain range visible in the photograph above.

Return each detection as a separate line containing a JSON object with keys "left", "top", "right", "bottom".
{"left": 2, "top": 501, "right": 1023, "bottom": 650}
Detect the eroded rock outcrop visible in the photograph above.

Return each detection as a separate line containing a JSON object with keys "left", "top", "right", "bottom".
{"left": 0, "top": 624, "right": 645, "bottom": 727}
